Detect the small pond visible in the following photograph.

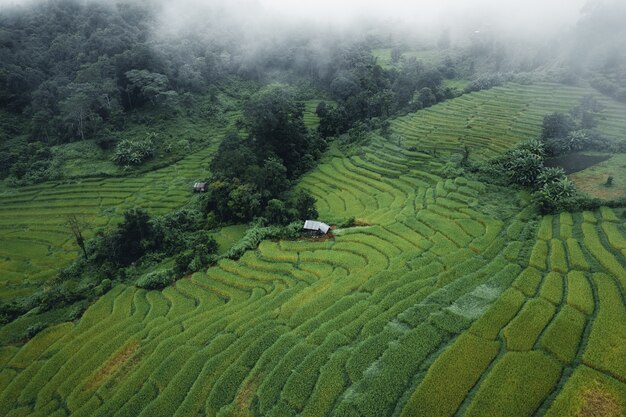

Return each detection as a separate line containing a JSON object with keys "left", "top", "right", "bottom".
{"left": 544, "top": 153, "right": 612, "bottom": 175}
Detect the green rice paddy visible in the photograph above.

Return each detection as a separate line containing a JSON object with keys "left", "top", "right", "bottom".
{"left": 1, "top": 82, "right": 626, "bottom": 416}
{"left": 391, "top": 82, "right": 626, "bottom": 160}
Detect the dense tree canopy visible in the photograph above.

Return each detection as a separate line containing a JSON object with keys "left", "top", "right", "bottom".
{"left": 205, "top": 84, "right": 322, "bottom": 223}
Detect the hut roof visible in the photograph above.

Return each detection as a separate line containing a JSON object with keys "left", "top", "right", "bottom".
{"left": 303, "top": 220, "right": 330, "bottom": 234}
{"left": 193, "top": 182, "right": 207, "bottom": 192}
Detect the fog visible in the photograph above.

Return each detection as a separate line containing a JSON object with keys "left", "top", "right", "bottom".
{"left": 0, "top": 0, "right": 614, "bottom": 42}
{"left": 150, "top": 0, "right": 590, "bottom": 40}
{"left": 260, "top": 0, "right": 585, "bottom": 34}
{"left": 1, "top": 0, "right": 625, "bottom": 72}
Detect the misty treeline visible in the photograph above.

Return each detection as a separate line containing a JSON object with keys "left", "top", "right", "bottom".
{"left": 0, "top": 0, "right": 491, "bottom": 182}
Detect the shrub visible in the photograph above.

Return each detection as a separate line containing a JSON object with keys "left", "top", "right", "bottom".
{"left": 223, "top": 222, "right": 302, "bottom": 260}
{"left": 25, "top": 322, "right": 47, "bottom": 339}
{"left": 136, "top": 269, "right": 174, "bottom": 290}
{"left": 541, "top": 112, "right": 575, "bottom": 141}
{"left": 537, "top": 167, "right": 566, "bottom": 188}
{"left": 535, "top": 178, "right": 577, "bottom": 214}
{"left": 464, "top": 73, "right": 509, "bottom": 93}
{"left": 112, "top": 137, "right": 155, "bottom": 166}
{"left": 505, "top": 149, "right": 544, "bottom": 186}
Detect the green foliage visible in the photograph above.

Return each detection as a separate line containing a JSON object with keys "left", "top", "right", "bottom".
{"left": 541, "top": 112, "right": 576, "bottom": 141}
{"left": 504, "top": 148, "right": 544, "bottom": 186}
{"left": 334, "top": 324, "right": 443, "bottom": 417}
{"left": 536, "top": 177, "right": 577, "bottom": 214}
{"left": 481, "top": 139, "right": 545, "bottom": 187}
{"left": 136, "top": 269, "right": 174, "bottom": 290}
{"left": 0, "top": 138, "right": 57, "bottom": 183}
{"left": 204, "top": 86, "right": 323, "bottom": 224}
{"left": 4, "top": 27, "right": 626, "bottom": 417}
{"left": 582, "top": 222, "right": 625, "bottom": 280}
{"left": 537, "top": 216, "right": 553, "bottom": 240}
{"left": 223, "top": 222, "right": 302, "bottom": 260}
{"left": 464, "top": 73, "right": 509, "bottom": 93}
{"left": 112, "top": 136, "right": 155, "bottom": 166}
{"left": 124, "top": 70, "right": 171, "bottom": 107}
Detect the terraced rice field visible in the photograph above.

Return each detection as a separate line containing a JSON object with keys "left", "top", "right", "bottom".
{"left": 1, "top": 83, "right": 626, "bottom": 416}
{"left": 302, "top": 100, "right": 324, "bottom": 128}
{"left": 0, "top": 124, "right": 232, "bottom": 298}
{"left": 391, "top": 82, "right": 626, "bottom": 160}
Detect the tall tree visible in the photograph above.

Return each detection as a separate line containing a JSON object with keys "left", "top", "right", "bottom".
{"left": 66, "top": 215, "right": 88, "bottom": 259}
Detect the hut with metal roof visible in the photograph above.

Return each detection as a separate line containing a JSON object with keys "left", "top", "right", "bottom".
{"left": 193, "top": 182, "right": 208, "bottom": 192}
{"left": 303, "top": 220, "right": 330, "bottom": 235}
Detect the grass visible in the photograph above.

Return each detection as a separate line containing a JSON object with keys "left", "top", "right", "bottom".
{"left": 544, "top": 365, "right": 626, "bottom": 417}
{"left": 565, "top": 238, "right": 591, "bottom": 271}
{"left": 570, "top": 153, "right": 626, "bottom": 199}
{"left": 529, "top": 240, "right": 549, "bottom": 271}
{"left": 400, "top": 333, "right": 499, "bottom": 417}
{"left": 540, "top": 305, "right": 586, "bottom": 364}
{"left": 540, "top": 272, "right": 564, "bottom": 305}
{"left": 212, "top": 224, "right": 249, "bottom": 254}
{"left": 470, "top": 288, "right": 526, "bottom": 340}
{"left": 583, "top": 273, "right": 626, "bottom": 381}
{"left": 566, "top": 271, "right": 594, "bottom": 315}
{"left": 549, "top": 239, "right": 568, "bottom": 273}
{"left": 513, "top": 267, "right": 543, "bottom": 297}
{"left": 582, "top": 222, "right": 626, "bottom": 285}
{"left": 2, "top": 82, "right": 626, "bottom": 417}
{"left": 504, "top": 298, "right": 556, "bottom": 351}
{"left": 465, "top": 351, "right": 562, "bottom": 417}
{"left": 390, "top": 82, "right": 626, "bottom": 160}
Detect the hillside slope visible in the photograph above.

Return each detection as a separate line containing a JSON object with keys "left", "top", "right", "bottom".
{"left": 1, "top": 83, "right": 626, "bottom": 416}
